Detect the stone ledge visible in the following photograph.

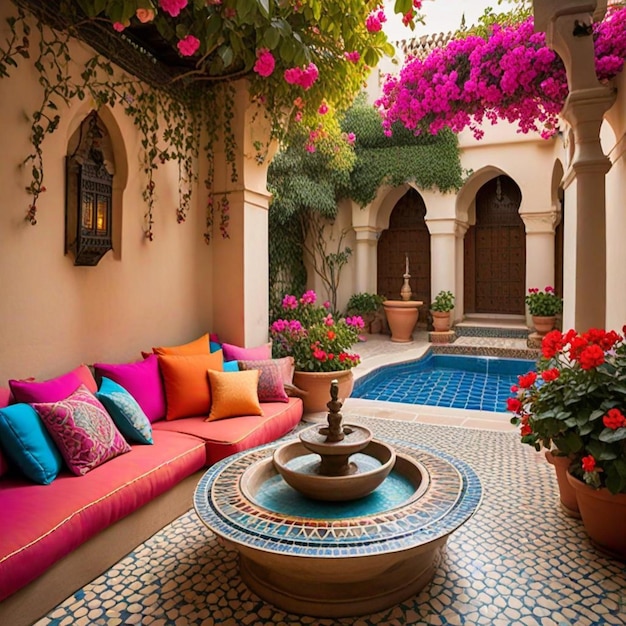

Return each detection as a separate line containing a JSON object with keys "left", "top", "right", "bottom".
{"left": 429, "top": 330, "right": 456, "bottom": 344}
{"left": 527, "top": 333, "right": 544, "bottom": 350}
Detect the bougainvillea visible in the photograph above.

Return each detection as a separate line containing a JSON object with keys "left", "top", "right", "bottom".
{"left": 378, "top": 7, "right": 626, "bottom": 140}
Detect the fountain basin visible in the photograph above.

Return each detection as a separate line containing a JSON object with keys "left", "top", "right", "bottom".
{"left": 383, "top": 300, "right": 423, "bottom": 342}
{"left": 272, "top": 439, "right": 396, "bottom": 501}
{"left": 194, "top": 437, "right": 482, "bottom": 618}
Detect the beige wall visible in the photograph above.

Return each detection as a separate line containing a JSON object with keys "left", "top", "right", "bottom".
{"left": 0, "top": 6, "right": 215, "bottom": 384}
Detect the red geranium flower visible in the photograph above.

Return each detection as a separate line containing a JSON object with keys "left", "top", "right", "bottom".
{"left": 578, "top": 344, "right": 605, "bottom": 370}
{"left": 506, "top": 397, "right": 522, "bottom": 413}
{"left": 541, "top": 368, "right": 560, "bottom": 382}
{"left": 581, "top": 455, "right": 596, "bottom": 473}
{"left": 603, "top": 408, "right": 626, "bottom": 430}
{"left": 517, "top": 371, "right": 537, "bottom": 389}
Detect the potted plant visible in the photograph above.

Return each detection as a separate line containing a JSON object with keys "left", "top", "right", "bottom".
{"left": 270, "top": 291, "right": 364, "bottom": 413}
{"left": 430, "top": 290, "right": 455, "bottom": 332}
{"left": 525, "top": 286, "right": 563, "bottom": 335}
{"left": 507, "top": 328, "right": 626, "bottom": 558}
{"left": 346, "top": 293, "right": 385, "bottom": 333}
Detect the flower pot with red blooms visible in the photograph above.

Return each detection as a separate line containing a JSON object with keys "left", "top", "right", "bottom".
{"left": 270, "top": 290, "right": 363, "bottom": 414}
{"left": 507, "top": 328, "right": 626, "bottom": 519}
{"left": 525, "top": 287, "right": 562, "bottom": 335}
{"left": 545, "top": 450, "right": 580, "bottom": 518}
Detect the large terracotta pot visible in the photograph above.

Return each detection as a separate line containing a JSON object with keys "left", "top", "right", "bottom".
{"left": 566, "top": 472, "right": 626, "bottom": 560}
{"left": 545, "top": 451, "right": 580, "bottom": 518}
{"left": 532, "top": 315, "right": 556, "bottom": 335}
{"left": 382, "top": 300, "right": 421, "bottom": 343}
{"left": 292, "top": 369, "right": 355, "bottom": 414}
{"left": 431, "top": 310, "right": 451, "bottom": 332}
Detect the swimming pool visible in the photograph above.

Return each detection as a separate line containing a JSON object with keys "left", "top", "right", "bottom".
{"left": 352, "top": 352, "right": 537, "bottom": 413}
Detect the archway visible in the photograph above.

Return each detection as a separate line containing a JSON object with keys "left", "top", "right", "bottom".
{"left": 377, "top": 188, "right": 431, "bottom": 323}
{"left": 464, "top": 176, "right": 525, "bottom": 315}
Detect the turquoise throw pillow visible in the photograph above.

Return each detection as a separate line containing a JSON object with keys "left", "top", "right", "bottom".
{"left": 0, "top": 403, "right": 63, "bottom": 484}
{"left": 210, "top": 341, "right": 222, "bottom": 353}
{"left": 96, "top": 377, "right": 153, "bottom": 444}
{"left": 223, "top": 360, "right": 240, "bottom": 372}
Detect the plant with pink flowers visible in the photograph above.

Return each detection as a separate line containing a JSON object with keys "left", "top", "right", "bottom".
{"left": 378, "top": 7, "right": 626, "bottom": 140}
{"left": 270, "top": 291, "right": 363, "bottom": 372}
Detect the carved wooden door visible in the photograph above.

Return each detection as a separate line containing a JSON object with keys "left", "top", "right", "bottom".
{"left": 377, "top": 189, "right": 431, "bottom": 323}
{"left": 464, "top": 176, "right": 525, "bottom": 315}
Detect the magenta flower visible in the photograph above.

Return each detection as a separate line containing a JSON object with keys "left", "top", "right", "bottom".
{"left": 318, "top": 102, "right": 329, "bottom": 115}
{"left": 300, "top": 290, "right": 317, "bottom": 305}
{"left": 177, "top": 35, "right": 200, "bottom": 57}
{"left": 284, "top": 63, "right": 319, "bottom": 90}
{"left": 282, "top": 294, "right": 298, "bottom": 310}
{"left": 159, "top": 0, "right": 188, "bottom": 18}
{"left": 366, "top": 10, "right": 386, "bottom": 33}
{"left": 344, "top": 51, "right": 360, "bottom": 63}
{"left": 305, "top": 143, "right": 316, "bottom": 153}
{"left": 112, "top": 22, "right": 126, "bottom": 32}
{"left": 254, "top": 49, "right": 275, "bottom": 78}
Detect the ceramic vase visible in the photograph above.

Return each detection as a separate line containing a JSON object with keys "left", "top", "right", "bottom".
{"left": 292, "top": 369, "right": 355, "bottom": 414}
{"left": 566, "top": 472, "right": 626, "bottom": 560}
{"left": 545, "top": 451, "right": 580, "bottom": 518}
{"left": 382, "top": 300, "right": 421, "bottom": 342}
{"left": 532, "top": 315, "right": 556, "bottom": 336}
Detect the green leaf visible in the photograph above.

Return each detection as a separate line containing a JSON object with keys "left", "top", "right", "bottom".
{"left": 257, "top": 0, "right": 271, "bottom": 18}
{"left": 263, "top": 26, "right": 280, "bottom": 50}
{"left": 599, "top": 427, "right": 626, "bottom": 443}
{"left": 394, "top": 0, "right": 412, "bottom": 13}
{"left": 218, "top": 45, "right": 234, "bottom": 68}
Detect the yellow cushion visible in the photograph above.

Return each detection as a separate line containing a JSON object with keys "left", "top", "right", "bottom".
{"left": 158, "top": 351, "right": 223, "bottom": 420}
{"left": 206, "top": 369, "right": 262, "bottom": 422}
{"left": 153, "top": 333, "right": 210, "bottom": 356}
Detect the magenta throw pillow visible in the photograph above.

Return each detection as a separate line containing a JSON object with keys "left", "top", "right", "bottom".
{"left": 9, "top": 370, "right": 82, "bottom": 404}
{"left": 93, "top": 354, "right": 166, "bottom": 423}
{"left": 33, "top": 385, "right": 131, "bottom": 476}
{"left": 237, "top": 358, "right": 289, "bottom": 402}
{"left": 221, "top": 342, "right": 272, "bottom": 362}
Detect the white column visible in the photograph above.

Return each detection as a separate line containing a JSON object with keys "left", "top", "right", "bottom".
{"left": 353, "top": 226, "right": 380, "bottom": 294}
{"left": 454, "top": 222, "right": 468, "bottom": 322}
{"left": 536, "top": 1, "right": 615, "bottom": 330}
{"left": 426, "top": 218, "right": 459, "bottom": 316}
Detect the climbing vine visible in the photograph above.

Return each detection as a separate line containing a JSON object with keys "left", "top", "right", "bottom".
{"left": 0, "top": 2, "right": 239, "bottom": 240}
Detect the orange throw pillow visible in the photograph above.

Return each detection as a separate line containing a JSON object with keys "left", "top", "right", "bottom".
{"left": 153, "top": 333, "right": 210, "bottom": 356}
{"left": 158, "top": 351, "right": 223, "bottom": 420}
{"left": 206, "top": 369, "right": 262, "bottom": 422}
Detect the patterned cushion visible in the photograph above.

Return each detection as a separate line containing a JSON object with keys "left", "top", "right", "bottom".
{"left": 93, "top": 354, "right": 166, "bottom": 423}
{"left": 0, "top": 403, "right": 63, "bottom": 484}
{"left": 221, "top": 342, "right": 272, "bottom": 362}
{"left": 206, "top": 369, "right": 262, "bottom": 421}
{"left": 96, "top": 377, "right": 153, "bottom": 445}
{"left": 33, "top": 385, "right": 131, "bottom": 476}
{"left": 237, "top": 359, "right": 289, "bottom": 403}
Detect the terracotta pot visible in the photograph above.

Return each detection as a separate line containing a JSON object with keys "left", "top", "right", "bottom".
{"left": 292, "top": 369, "right": 354, "bottom": 414}
{"left": 532, "top": 315, "right": 556, "bottom": 335}
{"left": 545, "top": 451, "right": 580, "bottom": 518}
{"left": 566, "top": 472, "right": 626, "bottom": 560}
{"left": 382, "top": 300, "right": 421, "bottom": 343}
{"left": 431, "top": 310, "right": 451, "bottom": 332}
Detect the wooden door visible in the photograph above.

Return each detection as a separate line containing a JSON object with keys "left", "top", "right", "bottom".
{"left": 464, "top": 176, "right": 525, "bottom": 315}
{"left": 377, "top": 189, "right": 430, "bottom": 323}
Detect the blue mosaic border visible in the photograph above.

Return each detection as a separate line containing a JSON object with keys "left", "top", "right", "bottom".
{"left": 194, "top": 437, "right": 482, "bottom": 559}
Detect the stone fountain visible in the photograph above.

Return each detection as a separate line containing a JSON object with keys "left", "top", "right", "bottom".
{"left": 194, "top": 381, "right": 482, "bottom": 618}
{"left": 383, "top": 252, "right": 423, "bottom": 342}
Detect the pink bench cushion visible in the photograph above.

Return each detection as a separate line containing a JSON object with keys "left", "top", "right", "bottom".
{"left": 0, "top": 388, "right": 9, "bottom": 478}
{"left": 153, "top": 397, "right": 303, "bottom": 464}
{"left": 0, "top": 430, "right": 205, "bottom": 602}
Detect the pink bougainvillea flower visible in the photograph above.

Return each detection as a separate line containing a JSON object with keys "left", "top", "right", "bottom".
{"left": 284, "top": 63, "right": 319, "bottom": 90}
{"left": 253, "top": 48, "right": 275, "bottom": 77}
{"left": 318, "top": 102, "right": 329, "bottom": 115}
{"left": 135, "top": 8, "right": 155, "bottom": 23}
{"left": 113, "top": 22, "right": 126, "bottom": 32}
{"left": 294, "top": 111, "right": 303, "bottom": 122}
{"left": 305, "top": 143, "right": 316, "bottom": 153}
{"left": 345, "top": 132, "right": 356, "bottom": 145}
{"left": 177, "top": 35, "right": 200, "bottom": 57}
{"left": 344, "top": 51, "right": 360, "bottom": 63}
{"left": 159, "top": 0, "right": 188, "bottom": 18}
{"left": 365, "top": 9, "right": 386, "bottom": 33}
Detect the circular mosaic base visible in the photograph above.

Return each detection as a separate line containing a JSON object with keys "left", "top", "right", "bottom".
{"left": 194, "top": 437, "right": 482, "bottom": 617}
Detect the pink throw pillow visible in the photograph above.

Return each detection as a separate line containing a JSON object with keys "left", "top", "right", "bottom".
{"left": 0, "top": 387, "right": 11, "bottom": 409}
{"left": 221, "top": 342, "right": 272, "bottom": 362}
{"left": 33, "top": 385, "right": 131, "bottom": 476}
{"left": 94, "top": 354, "right": 166, "bottom": 423}
{"left": 8, "top": 365, "right": 97, "bottom": 405}
{"left": 237, "top": 358, "right": 290, "bottom": 402}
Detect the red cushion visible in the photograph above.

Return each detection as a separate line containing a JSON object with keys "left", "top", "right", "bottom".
{"left": 0, "top": 430, "right": 206, "bottom": 602}
{"left": 153, "top": 397, "right": 303, "bottom": 464}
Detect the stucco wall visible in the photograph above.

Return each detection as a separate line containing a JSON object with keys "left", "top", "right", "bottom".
{"left": 0, "top": 6, "right": 214, "bottom": 384}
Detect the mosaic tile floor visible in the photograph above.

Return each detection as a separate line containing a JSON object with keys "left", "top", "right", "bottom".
{"left": 37, "top": 417, "right": 626, "bottom": 626}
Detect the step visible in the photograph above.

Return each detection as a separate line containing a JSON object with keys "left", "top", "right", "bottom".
{"left": 454, "top": 315, "right": 529, "bottom": 339}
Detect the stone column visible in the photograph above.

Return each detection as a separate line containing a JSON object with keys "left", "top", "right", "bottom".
{"left": 520, "top": 211, "right": 558, "bottom": 323}
{"left": 425, "top": 217, "right": 458, "bottom": 314}
{"left": 535, "top": 0, "right": 615, "bottom": 330}
{"left": 352, "top": 226, "right": 380, "bottom": 294}
{"left": 211, "top": 80, "right": 273, "bottom": 347}
{"left": 454, "top": 222, "right": 468, "bottom": 322}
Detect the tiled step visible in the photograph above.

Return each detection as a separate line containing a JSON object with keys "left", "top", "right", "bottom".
{"left": 454, "top": 315, "right": 529, "bottom": 339}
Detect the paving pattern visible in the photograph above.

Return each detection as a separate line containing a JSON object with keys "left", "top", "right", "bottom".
{"left": 37, "top": 416, "right": 626, "bottom": 626}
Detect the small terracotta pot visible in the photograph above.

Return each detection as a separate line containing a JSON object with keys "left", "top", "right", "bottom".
{"left": 545, "top": 451, "right": 580, "bottom": 518}
{"left": 431, "top": 310, "right": 451, "bottom": 332}
{"left": 532, "top": 315, "right": 556, "bottom": 335}
{"left": 566, "top": 472, "right": 626, "bottom": 561}
{"left": 292, "top": 369, "right": 354, "bottom": 414}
